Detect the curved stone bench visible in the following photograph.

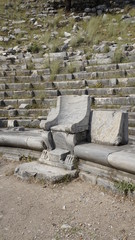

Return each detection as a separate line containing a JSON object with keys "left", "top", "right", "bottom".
{"left": 74, "top": 143, "right": 135, "bottom": 175}
{"left": 74, "top": 110, "right": 135, "bottom": 175}
{"left": 0, "top": 129, "right": 47, "bottom": 151}
{"left": 108, "top": 149, "right": 135, "bottom": 174}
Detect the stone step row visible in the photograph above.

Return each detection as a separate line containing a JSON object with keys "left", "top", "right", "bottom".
{"left": 51, "top": 78, "right": 135, "bottom": 88}
{"left": 128, "top": 113, "right": 135, "bottom": 120}
{"left": 0, "top": 108, "right": 49, "bottom": 118}
{"left": 75, "top": 69, "right": 135, "bottom": 80}
{"left": 1, "top": 95, "right": 135, "bottom": 108}
{"left": 0, "top": 62, "right": 135, "bottom": 81}
{"left": 0, "top": 82, "right": 53, "bottom": 91}
{"left": 22, "top": 59, "right": 135, "bottom": 72}
{"left": 1, "top": 78, "right": 135, "bottom": 92}
{"left": 128, "top": 135, "right": 135, "bottom": 145}
{"left": 51, "top": 69, "right": 135, "bottom": 82}
{"left": 1, "top": 86, "right": 135, "bottom": 99}
{"left": 0, "top": 69, "right": 135, "bottom": 85}
{"left": 0, "top": 69, "right": 50, "bottom": 77}
{"left": 2, "top": 87, "right": 135, "bottom": 101}
{"left": 94, "top": 96, "right": 135, "bottom": 107}
{"left": 0, "top": 49, "right": 134, "bottom": 65}
{"left": 86, "top": 62, "right": 135, "bottom": 72}
{"left": 0, "top": 89, "right": 59, "bottom": 99}
{"left": 0, "top": 98, "right": 56, "bottom": 108}
{"left": 128, "top": 119, "right": 135, "bottom": 127}
{"left": 58, "top": 87, "right": 135, "bottom": 97}
{"left": 129, "top": 127, "right": 135, "bottom": 135}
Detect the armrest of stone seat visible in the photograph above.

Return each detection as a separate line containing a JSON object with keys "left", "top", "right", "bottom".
{"left": 41, "top": 131, "right": 55, "bottom": 150}
{"left": 67, "top": 110, "right": 90, "bottom": 133}
{"left": 40, "top": 107, "right": 59, "bottom": 130}
{"left": 51, "top": 121, "right": 89, "bottom": 133}
{"left": 51, "top": 124, "right": 73, "bottom": 133}
{"left": 70, "top": 117, "right": 90, "bottom": 133}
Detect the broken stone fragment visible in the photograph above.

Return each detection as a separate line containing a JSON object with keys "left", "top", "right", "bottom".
{"left": 5, "top": 105, "right": 14, "bottom": 110}
{"left": 19, "top": 104, "right": 30, "bottom": 109}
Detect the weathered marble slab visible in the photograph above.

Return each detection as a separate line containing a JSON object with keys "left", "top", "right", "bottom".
{"left": 41, "top": 95, "right": 90, "bottom": 134}
{"left": 14, "top": 162, "right": 78, "bottom": 183}
{"left": 90, "top": 110, "right": 128, "bottom": 146}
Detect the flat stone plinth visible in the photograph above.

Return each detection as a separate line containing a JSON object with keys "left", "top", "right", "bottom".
{"left": 14, "top": 162, "right": 78, "bottom": 183}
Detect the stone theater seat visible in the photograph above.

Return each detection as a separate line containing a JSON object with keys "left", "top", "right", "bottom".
{"left": 40, "top": 95, "right": 90, "bottom": 152}
{"left": 39, "top": 95, "right": 90, "bottom": 169}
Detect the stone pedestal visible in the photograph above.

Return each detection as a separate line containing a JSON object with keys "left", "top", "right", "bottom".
{"left": 39, "top": 149, "right": 78, "bottom": 170}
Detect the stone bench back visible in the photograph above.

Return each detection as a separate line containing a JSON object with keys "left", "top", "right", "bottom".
{"left": 89, "top": 110, "right": 128, "bottom": 146}
{"left": 58, "top": 95, "right": 90, "bottom": 125}
{"left": 43, "top": 95, "right": 90, "bottom": 134}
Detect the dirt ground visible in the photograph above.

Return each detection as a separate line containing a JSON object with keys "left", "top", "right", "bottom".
{"left": 0, "top": 158, "right": 135, "bottom": 240}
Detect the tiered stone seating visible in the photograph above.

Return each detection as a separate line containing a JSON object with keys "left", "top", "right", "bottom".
{"left": 0, "top": 52, "right": 135, "bottom": 144}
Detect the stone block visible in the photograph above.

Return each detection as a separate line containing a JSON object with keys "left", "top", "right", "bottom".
{"left": 19, "top": 103, "right": 30, "bottom": 109}
{"left": 39, "top": 148, "right": 69, "bottom": 164}
{"left": 0, "top": 119, "right": 8, "bottom": 128}
{"left": 30, "top": 119, "right": 40, "bottom": 128}
{"left": 39, "top": 150, "right": 65, "bottom": 169}
{"left": 8, "top": 109, "right": 18, "bottom": 117}
{"left": 44, "top": 52, "right": 68, "bottom": 61}
{"left": 8, "top": 120, "right": 18, "bottom": 128}
{"left": 52, "top": 131, "right": 87, "bottom": 153}
{"left": 14, "top": 162, "right": 78, "bottom": 183}
{"left": 48, "top": 148, "right": 70, "bottom": 162}
{"left": 90, "top": 110, "right": 128, "bottom": 146}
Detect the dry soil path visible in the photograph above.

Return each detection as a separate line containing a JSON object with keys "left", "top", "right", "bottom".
{"left": 0, "top": 159, "right": 135, "bottom": 240}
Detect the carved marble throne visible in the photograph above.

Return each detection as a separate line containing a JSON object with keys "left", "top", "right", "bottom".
{"left": 40, "top": 95, "right": 90, "bottom": 169}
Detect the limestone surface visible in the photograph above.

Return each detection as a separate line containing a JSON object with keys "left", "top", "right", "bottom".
{"left": 14, "top": 161, "right": 78, "bottom": 183}
{"left": 108, "top": 150, "right": 135, "bottom": 174}
{"left": 74, "top": 143, "right": 118, "bottom": 166}
{"left": 90, "top": 110, "right": 128, "bottom": 146}
{"left": 43, "top": 95, "right": 90, "bottom": 134}
{"left": 0, "top": 130, "right": 47, "bottom": 151}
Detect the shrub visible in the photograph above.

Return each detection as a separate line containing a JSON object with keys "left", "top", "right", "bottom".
{"left": 112, "top": 49, "right": 126, "bottom": 64}
{"left": 28, "top": 42, "right": 41, "bottom": 53}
